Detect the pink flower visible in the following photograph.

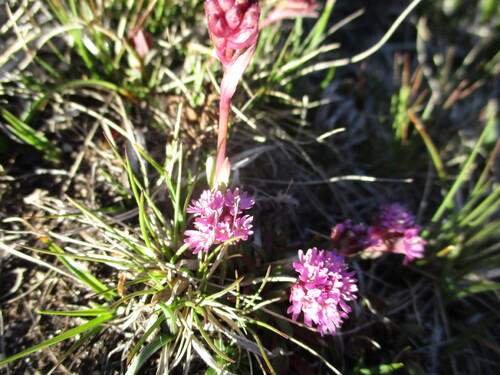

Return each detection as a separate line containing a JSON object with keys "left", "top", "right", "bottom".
{"left": 377, "top": 203, "right": 416, "bottom": 233}
{"left": 261, "top": 0, "right": 319, "bottom": 29}
{"left": 287, "top": 248, "right": 358, "bottom": 336}
{"left": 184, "top": 188, "right": 255, "bottom": 253}
{"left": 224, "top": 187, "right": 255, "bottom": 214}
{"left": 186, "top": 190, "right": 224, "bottom": 215}
{"left": 205, "top": 0, "right": 260, "bottom": 69}
{"left": 399, "top": 228, "right": 427, "bottom": 264}
{"left": 184, "top": 228, "right": 216, "bottom": 255}
{"left": 365, "top": 203, "right": 426, "bottom": 264}
{"left": 331, "top": 219, "right": 369, "bottom": 255}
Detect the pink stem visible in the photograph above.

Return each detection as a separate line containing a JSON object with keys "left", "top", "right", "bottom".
{"left": 215, "top": 97, "right": 230, "bottom": 180}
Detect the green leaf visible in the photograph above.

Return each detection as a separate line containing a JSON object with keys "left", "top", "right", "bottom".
{"left": 38, "top": 308, "right": 114, "bottom": 316}
{"left": 358, "top": 363, "right": 405, "bottom": 375}
{"left": 205, "top": 277, "right": 244, "bottom": 301}
{"left": 0, "top": 314, "right": 113, "bottom": 366}
{"left": 125, "top": 334, "right": 173, "bottom": 375}
{"left": 305, "top": 0, "right": 337, "bottom": 53}
{"left": 127, "top": 313, "right": 166, "bottom": 365}
{"left": 246, "top": 327, "right": 276, "bottom": 375}
{"left": 450, "top": 283, "right": 500, "bottom": 302}
{"left": 47, "top": 325, "right": 105, "bottom": 375}
{"left": 41, "top": 237, "right": 116, "bottom": 301}
{"left": 0, "top": 107, "right": 62, "bottom": 161}
{"left": 157, "top": 301, "right": 178, "bottom": 335}
{"left": 193, "top": 312, "right": 235, "bottom": 364}
{"left": 65, "top": 196, "right": 147, "bottom": 261}
{"left": 133, "top": 143, "right": 176, "bottom": 202}
{"left": 24, "top": 79, "right": 134, "bottom": 124}
{"left": 430, "top": 112, "right": 498, "bottom": 225}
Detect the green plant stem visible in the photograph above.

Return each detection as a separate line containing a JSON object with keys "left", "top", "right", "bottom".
{"left": 429, "top": 113, "right": 498, "bottom": 226}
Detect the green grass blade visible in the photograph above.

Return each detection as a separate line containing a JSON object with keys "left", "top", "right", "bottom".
{"left": 126, "top": 313, "right": 166, "bottom": 365}
{"left": 47, "top": 0, "right": 95, "bottom": 71}
{"left": 180, "top": 172, "right": 198, "bottom": 237}
{"left": 133, "top": 143, "right": 176, "bottom": 196}
{"left": 138, "top": 190, "right": 154, "bottom": 251}
{"left": 451, "top": 283, "right": 500, "bottom": 302}
{"left": 1, "top": 108, "right": 62, "bottom": 161}
{"left": 157, "top": 301, "right": 178, "bottom": 335}
{"left": 38, "top": 308, "right": 114, "bottom": 316}
{"left": 190, "top": 336, "right": 235, "bottom": 375}
{"left": 251, "top": 319, "right": 342, "bottom": 375}
{"left": 91, "top": 276, "right": 155, "bottom": 299}
{"left": 304, "top": 0, "right": 337, "bottom": 53}
{"left": 41, "top": 237, "right": 116, "bottom": 300}
{"left": 99, "top": 168, "right": 132, "bottom": 201}
{"left": 193, "top": 312, "right": 235, "bottom": 364}
{"left": 358, "top": 363, "right": 405, "bottom": 374}
{"left": 24, "top": 79, "right": 134, "bottom": 124}
{"left": 464, "top": 220, "right": 500, "bottom": 247}
{"left": 111, "top": 290, "right": 157, "bottom": 310}
{"left": 65, "top": 196, "right": 145, "bottom": 258}
{"left": 172, "top": 143, "right": 184, "bottom": 248}
{"left": 246, "top": 327, "right": 277, "bottom": 375}
{"left": 47, "top": 325, "right": 104, "bottom": 375}
{"left": 125, "top": 334, "right": 174, "bottom": 375}
{"left": 18, "top": 243, "right": 135, "bottom": 268}
{"left": 121, "top": 153, "right": 161, "bottom": 260}
{"left": 243, "top": 266, "right": 271, "bottom": 309}
{"left": 468, "top": 194, "right": 500, "bottom": 227}
{"left": 430, "top": 112, "right": 498, "bottom": 225}
{"left": 0, "top": 314, "right": 113, "bottom": 366}
{"left": 205, "top": 277, "right": 244, "bottom": 302}
{"left": 408, "top": 109, "right": 446, "bottom": 180}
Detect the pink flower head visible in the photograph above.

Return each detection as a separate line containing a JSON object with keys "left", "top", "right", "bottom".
{"left": 331, "top": 219, "right": 369, "bottom": 255}
{"left": 205, "top": 0, "right": 260, "bottom": 68}
{"left": 377, "top": 203, "right": 416, "bottom": 233}
{"left": 261, "top": 0, "right": 319, "bottom": 29}
{"left": 365, "top": 203, "right": 426, "bottom": 264}
{"left": 184, "top": 188, "right": 255, "bottom": 254}
{"left": 287, "top": 248, "right": 358, "bottom": 336}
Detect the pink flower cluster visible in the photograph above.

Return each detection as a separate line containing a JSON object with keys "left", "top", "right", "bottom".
{"left": 205, "top": 0, "right": 260, "bottom": 68}
{"left": 366, "top": 203, "right": 426, "bottom": 265}
{"left": 287, "top": 248, "right": 358, "bottom": 336}
{"left": 330, "top": 219, "right": 369, "bottom": 256}
{"left": 331, "top": 203, "right": 426, "bottom": 264}
{"left": 184, "top": 188, "right": 255, "bottom": 254}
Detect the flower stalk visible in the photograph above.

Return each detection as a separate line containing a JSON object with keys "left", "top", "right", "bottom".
{"left": 205, "top": 0, "right": 260, "bottom": 186}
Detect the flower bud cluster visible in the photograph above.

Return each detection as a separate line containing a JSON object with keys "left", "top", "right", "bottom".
{"left": 205, "top": 0, "right": 260, "bottom": 67}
